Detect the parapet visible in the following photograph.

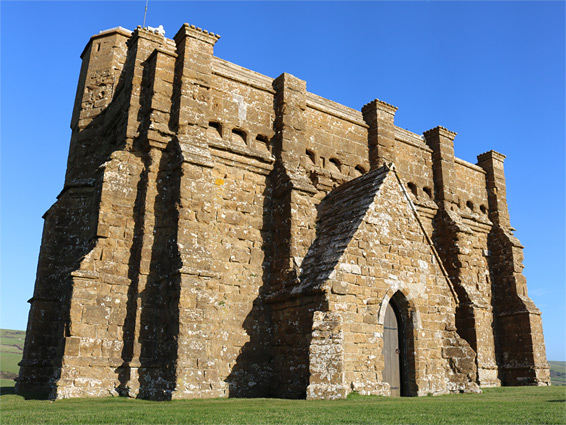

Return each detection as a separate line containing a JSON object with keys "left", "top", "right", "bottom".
{"left": 423, "top": 126, "right": 457, "bottom": 140}
{"left": 362, "top": 99, "right": 398, "bottom": 116}
{"left": 477, "top": 150, "right": 506, "bottom": 164}
{"left": 174, "top": 23, "right": 221, "bottom": 45}
{"left": 80, "top": 26, "right": 132, "bottom": 59}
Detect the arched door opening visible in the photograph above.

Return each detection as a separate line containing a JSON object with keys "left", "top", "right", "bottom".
{"left": 381, "top": 291, "right": 416, "bottom": 397}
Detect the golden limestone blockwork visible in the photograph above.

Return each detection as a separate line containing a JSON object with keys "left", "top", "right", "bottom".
{"left": 18, "top": 24, "right": 550, "bottom": 400}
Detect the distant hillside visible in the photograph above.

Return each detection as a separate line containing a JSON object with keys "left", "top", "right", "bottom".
{"left": 0, "top": 329, "right": 25, "bottom": 387}
{"left": 548, "top": 361, "right": 566, "bottom": 386}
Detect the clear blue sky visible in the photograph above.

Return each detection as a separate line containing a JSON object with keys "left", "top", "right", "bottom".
{"left": 1, "top": 1, "right": 564, "bottom": 361}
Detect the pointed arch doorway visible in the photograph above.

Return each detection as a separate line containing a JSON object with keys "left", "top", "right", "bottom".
{"left": 379, "top": 291, "right": 417, "bottom": 397}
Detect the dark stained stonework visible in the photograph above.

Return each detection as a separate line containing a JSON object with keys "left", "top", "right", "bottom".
{"left": 17, "top": 23, "right": 550, "bottom": 400}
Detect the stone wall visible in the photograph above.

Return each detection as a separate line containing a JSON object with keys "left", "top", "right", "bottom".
{"left": 301, "top": 166, "right": 479, "bottom": 398}
{"left": 17, "top": 22, "right": 550, "bottom": 400}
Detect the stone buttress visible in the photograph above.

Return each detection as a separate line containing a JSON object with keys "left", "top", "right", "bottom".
{"left": 477, "top": 151, "right": 550, "bottom": 385}
{"left": 423, "top": 127, "right": 500, "bottom": 387}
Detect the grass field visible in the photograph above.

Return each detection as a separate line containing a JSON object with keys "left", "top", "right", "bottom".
{"left": 0, "top": 329, "right": 25, "bottom": 373}
{"left": 0, "top": 329, "right": 25, "bottom": 387}
{"left": 0, "top": 386, "right": 564, "bottom": 424}
{"left": 549, "top": 361, "right": 566, "bottom": 386}
{"left": 1, "top": 330, "right": 565, "bottom": 424}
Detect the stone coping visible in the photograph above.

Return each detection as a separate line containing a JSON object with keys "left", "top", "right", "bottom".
{"left": 306, "top": 92, "right": 368, "bottom": 128}
{"left": 212, "top": 57, "right": 275, "bottom": 94}
{"left": 394, "top": 127, "right": 431, "bottom": 152}
{"left": 455, "top": 157, "right": 487, "bottom": 174}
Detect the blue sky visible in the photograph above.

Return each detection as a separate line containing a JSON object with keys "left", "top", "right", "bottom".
{"left": 1, "top": 1, "right": 564, "bottom": 361}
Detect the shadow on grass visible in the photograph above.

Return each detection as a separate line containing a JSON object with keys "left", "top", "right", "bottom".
{"left": 1, "top": 385, "right": 50, "bottom": 400}
{"left": 0, "top": 386, "right": 16, "bottom": 395}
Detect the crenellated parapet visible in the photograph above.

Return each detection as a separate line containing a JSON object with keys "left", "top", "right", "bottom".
{"left": 477, "top": 150, "right": 510, "bottom": 228}
{"left": 362, "top": 99, "right": 398, "bottom": 169}
{"left": 423, "top": 125, "right": 458, "bottom": 207}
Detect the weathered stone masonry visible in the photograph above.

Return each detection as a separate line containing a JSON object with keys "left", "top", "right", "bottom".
{"left": 18, "top": 23, "right": 550, "bottom": 400}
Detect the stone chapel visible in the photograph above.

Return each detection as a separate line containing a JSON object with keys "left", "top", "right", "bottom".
{"left": 17, "top": 23, "right": 550, "bottom": 400}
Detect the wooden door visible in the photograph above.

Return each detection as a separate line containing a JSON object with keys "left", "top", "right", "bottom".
{"left": 382, "top": 303, "right": 401, "bottom": 397}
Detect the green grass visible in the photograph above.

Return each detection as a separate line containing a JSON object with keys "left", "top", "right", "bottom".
{"left": 0, "top": 329, "right": 26, "bottom": 351}
{"left": 0, "top": 378, "right": 16, "bottom": 389}
{"left": 0, "top": 329, "right": 25, "bottom": 378}
{"left": 0, "top": 387, "right": 564, "bottom": 425}
{"left": 549, "top": 361, "right": 566, "bottom": 386}
{"left": 0, "top": 329, "right": 24, "bottom": 390}
{"left": 0, "top": 330, "right": 564, "bottom": 423}
{"left": 0, "top": 352, "right": 22, "bottom": 377}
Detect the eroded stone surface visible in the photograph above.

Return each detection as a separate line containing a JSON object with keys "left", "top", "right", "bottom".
{"left": 17, "top": 23, "right": 550, "bottom": 400}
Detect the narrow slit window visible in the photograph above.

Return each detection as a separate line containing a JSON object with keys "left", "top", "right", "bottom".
{"left": 256, "top": 135, "right": 270, "bottom": 152}
{"left": 329, "top": 158, "right": 341, "bottom": 172}
{"left": 306, "top": 149, "right": 316, "bottom": 164}
{"left": 423, "top": 187, "right": 432, "bottom": 198}
{"left": 208, "top": 121, "right": 222, "bottom": 138}
{"left": 407, "top": 182, "right": 418, "bottom": 198}
{"left": 232, "top": 128, "right": 247, "bottom": 145}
